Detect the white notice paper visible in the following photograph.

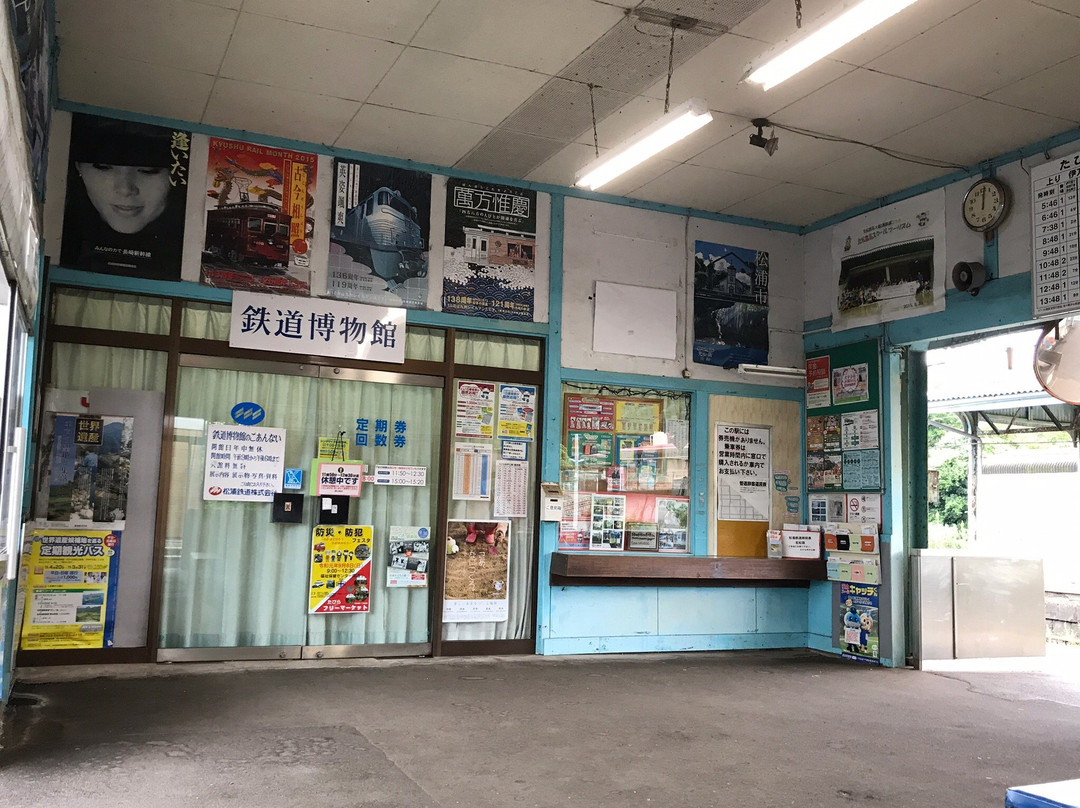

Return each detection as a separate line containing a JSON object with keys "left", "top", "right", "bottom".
{"left": 494, "top": 460, "right": 529, "bottom": 518}
{"left": 453, "top": 443, "right": 492, "bottom": 501}
{"left": 203, "top": 424, "right": 285, "bottom": 501}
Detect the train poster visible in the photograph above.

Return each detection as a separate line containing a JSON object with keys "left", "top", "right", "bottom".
{"left": 443, "top": 178, "right": 537, "bottom": 321}
{"left": 200, "top": 137, "right": 318, "bottom": 296}
{"left": 692, "top": 240, "right": 769, "bottom": 369}
{"left": 329, "top": 159, "right": 432, "bottom": 309}
{"left": 61, "top": 113, "right": 190, "bottom": 281}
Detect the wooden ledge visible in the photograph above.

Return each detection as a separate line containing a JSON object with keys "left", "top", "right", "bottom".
{"left": 550, "top": 552, "right": 827, "bottom": 588}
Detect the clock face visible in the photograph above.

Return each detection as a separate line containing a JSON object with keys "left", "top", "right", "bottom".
{"left": 962, "top": 179, "right": 1008, "bottom": 232}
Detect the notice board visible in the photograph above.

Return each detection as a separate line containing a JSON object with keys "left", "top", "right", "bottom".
{"left": 804, "top": 340, "right": 883, "bottom": 494}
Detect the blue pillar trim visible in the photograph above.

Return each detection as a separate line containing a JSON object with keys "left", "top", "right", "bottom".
{"left": 690, "top": 391, "right": 709, "bottom": 555}
{"left": 536, "top": 195, "right": 565, "bottom": 654}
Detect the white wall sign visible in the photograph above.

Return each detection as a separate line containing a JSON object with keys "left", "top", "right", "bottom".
{"left": 715, "top": 423, "right": 771, "bottom": 522}
{"left": 592, "top": 281, "right": 677, "bottom": 360}
{"left": 203, "top": 424, "right": 285, "bottom": 501}
{"left": 229, "top": 290, "right": 406, "bottom": 363}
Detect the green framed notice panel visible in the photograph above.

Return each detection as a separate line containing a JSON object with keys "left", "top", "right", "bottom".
{"left": 804, "top": 340, "right": 883, "bottom": 494}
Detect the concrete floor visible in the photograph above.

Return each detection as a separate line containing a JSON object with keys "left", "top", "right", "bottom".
{"left": 2, "top": 649, "right": 1079, "bottom": 807}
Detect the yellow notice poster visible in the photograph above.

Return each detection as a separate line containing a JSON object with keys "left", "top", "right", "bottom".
{"left": 21, "top": 528, "right": 122, "bottom": 650}
{"left": 317, "top": 436, "right": 350, "bottom": 461}
{"left": 614, "top": 400, "right": 661, "bottom": 435}
{"left": 309, "top": 525, "right": 373, "bottom": 614}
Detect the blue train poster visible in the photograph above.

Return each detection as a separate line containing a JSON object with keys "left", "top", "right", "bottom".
{"left": 329, "top": 159, "right": 431, "bottom": 309}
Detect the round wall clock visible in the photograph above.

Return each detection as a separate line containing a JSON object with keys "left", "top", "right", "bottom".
{"left": 962, "top": 177, "right": 1009, "bottom": 233}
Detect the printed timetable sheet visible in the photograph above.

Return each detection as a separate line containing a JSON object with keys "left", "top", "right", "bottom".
{"left": 1031, "top": 149, "right": 1080, "bottom": 318}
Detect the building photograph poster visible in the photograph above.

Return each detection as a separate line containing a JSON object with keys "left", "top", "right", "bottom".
{"left": 832, "top": 189, "right": 946, "bottom": 330}
{"left": 329, "top": 159, "right": 431, "bottom": 310}
{"left": 443, "top": 520, "right": 510, "bottom": 622}
{"left": 20, "top": 528, "right": 122, "bottom": 650}
{"left": 693, "top": 240, "right": 769, "bottom": 368}
{"left": 201, "top": 137, "right": 317, "bottom": 295}
{"left": 61, "top": 113, "right": 190, "bottom": 281}
{"left": 443, "top": 178, "right": 537, "bottom": 321}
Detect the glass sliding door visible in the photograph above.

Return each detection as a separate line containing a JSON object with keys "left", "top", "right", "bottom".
{"left": 159, "top": 358, "right": 318, "bottom": 654}
{"left": 158, "top": 357, "right": 442, "bottom": 659}
{"left": 303, "top": 367, "right": 441, "bottom": 654}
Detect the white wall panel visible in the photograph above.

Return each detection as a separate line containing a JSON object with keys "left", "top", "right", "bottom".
{"left": 563, "top": 197, "right": 807, "bottom": 377}
{"left": 996, "top": 161, "right": 1033, "bottom": 280}
{"left": 562, "top": 197, "right": 687, "bottom": 375}
{"left": 801, "top": 227, "right": 832, "bottom": 323}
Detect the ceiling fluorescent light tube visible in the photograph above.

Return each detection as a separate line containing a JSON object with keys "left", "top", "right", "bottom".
{"left": 575, "top": 98, "right": 713, "bottom": 191}
{"left": 744, "top": 0, "right": 921, "bottom": 91}
{"left": 737, "top": 363, "right": 807, "bottom": 380}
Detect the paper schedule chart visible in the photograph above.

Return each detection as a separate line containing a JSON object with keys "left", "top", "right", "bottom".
{"left": 1031, "top": 150, "right": 1080, "bottom": 319}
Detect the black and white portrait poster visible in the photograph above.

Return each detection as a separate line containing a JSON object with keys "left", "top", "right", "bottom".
{"left": 61, "top": 113, "right": 190, "bottom": 280}
{"left": 443, "top": 178, "right": 536, "bottom": 321}
{"left": 832, "top": 190, "right": 946, "bottom": 331}
{"left": 693, "top": 240, "right": 769, "bottom": 368}
{"left": 328, "top": 159, "right": 431, "bottom": 309}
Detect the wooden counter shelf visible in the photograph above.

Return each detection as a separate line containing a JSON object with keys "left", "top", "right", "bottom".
{"left": 550, "top": 552, "right": 827, "bottom": 588}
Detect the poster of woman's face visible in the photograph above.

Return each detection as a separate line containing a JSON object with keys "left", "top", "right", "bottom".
{"left": 60, "top": 113, "right": 191, "bottom": 280}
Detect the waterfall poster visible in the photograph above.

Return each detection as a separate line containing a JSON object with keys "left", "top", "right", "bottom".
{"left": 692, "top": 240, "right": 769, "bottom": 368}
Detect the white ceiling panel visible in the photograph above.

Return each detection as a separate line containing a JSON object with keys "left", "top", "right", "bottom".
{"left": 688, "top": 127, "right": 860, "bottom": 180}
{"left": 48, "top": 0, "right": 1080, "bottom": 225}
{"left": 869, "top": 0, "right": 1080, "bottom": 97}
{"left": 796, "top": 147, "right": 953, "bottom": 199}
{"left": 365, "top": 48, "right": 549, "bottom": 126}
{"left": 220, "top": 13, "right": 403, "bottom": 101}
{"left": 774, "top": 69, "right": 969, "bottom": 145}
{"left": 58, "top": 48, "right": 214, "bottom": 123}
{"left": 241, "top": 0, "right": 440, "bottom": 41}
{"left": 643, "top": 32, "right": 855, "bottom": 120}
{"left": 203, "top": 78, "right": 361, "bottom": 146}
{"left": 336, "top": 105, "right": 491, "bottom": 167}
{"left": 988, "top": 54, "right": 1080, "bottom": 124}
{"left": 411, "top": 0, "right": 624, "bottom": 74}
{"left": 729, "top": 0, "right": 838, "bottom": 45}
{"left": 55, "top": 0, "right": 237, "bottom": 76}
{"left": 831, "top": 0, "right": 981, "bottom": 67}
{"left": 1032, "top": 0, "right": 1080, "bottom": 16}
{"left": 632, "top": 163, "right": 779, "bottom": 211}
{"left": 525, "top": 142, "right": 599, "bottom": 187}
{"left": 729, "top": 182, "right": 868, "bottom": 224}
{"left": 878, "top": 98, "right": 1073, "bottom": 167}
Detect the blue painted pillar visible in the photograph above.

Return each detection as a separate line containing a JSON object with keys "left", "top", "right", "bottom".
{"left": 880, "top": 348, "right": 907, "bottom": 668}
{"left": 536, "top": 194, "right": 565, "bottom": 654}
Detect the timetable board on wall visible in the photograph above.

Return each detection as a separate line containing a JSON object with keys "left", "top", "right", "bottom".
{"left": 1031, "top": 148, "right": 1080, "bottom": 319}
{"left": 804, "top": 340, "right": 882, "bottom": 494}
